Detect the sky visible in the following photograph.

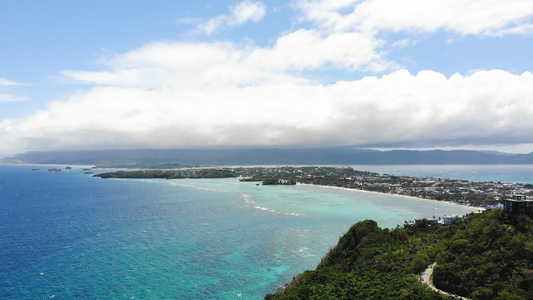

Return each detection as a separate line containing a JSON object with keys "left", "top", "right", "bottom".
{"left": 1, "top": 0, "right": 533, "bottom": 157}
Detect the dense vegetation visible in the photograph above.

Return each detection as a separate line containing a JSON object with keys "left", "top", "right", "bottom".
{"left": 95, "top": 169, "right": 236, "bottom": 179}
{"left": 266, "top": 210, "right": 533, "bottom": 299}
{"left": 433, "top": 211, "right": 533, "bottom": 299}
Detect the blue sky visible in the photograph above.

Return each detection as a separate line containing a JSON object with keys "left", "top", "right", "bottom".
{"left": 1, "top": 0, "right": 533, "bottom": 156}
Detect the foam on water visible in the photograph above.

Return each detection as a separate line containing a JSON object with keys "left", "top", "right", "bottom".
{"left": 240, "top": 193, "right": 304, "bottom": 217}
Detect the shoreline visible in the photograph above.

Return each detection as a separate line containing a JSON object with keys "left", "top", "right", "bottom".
{"left": 89, "top": 165, "right": 512, "bottom": 210}
{"left": 296, "top": 182, "right": 486, "bottom": 212}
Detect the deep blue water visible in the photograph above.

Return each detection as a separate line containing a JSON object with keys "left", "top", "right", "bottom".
{"left": 0, "top": 164, "right": 511, "bottom": 299}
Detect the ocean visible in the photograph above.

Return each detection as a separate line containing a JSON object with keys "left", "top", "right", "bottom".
{"left": 1, "top": 164, "right": 527, "bottom": 299}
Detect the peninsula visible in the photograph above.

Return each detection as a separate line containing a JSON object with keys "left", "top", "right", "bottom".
{"left": 95, "top": 166, "right": 530, "bottom": 208}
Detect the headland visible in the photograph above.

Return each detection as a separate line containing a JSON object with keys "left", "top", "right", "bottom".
{"left": 94, "top": 166, "right": 529, "bottom": 209}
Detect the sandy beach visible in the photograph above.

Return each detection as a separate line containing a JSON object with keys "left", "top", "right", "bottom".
{"left": 297, "top": 182, "right": 486, "bottom": 212}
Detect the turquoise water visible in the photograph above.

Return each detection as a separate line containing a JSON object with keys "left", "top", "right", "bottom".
{"left": 1, "top": 165, "right": 486, "bottom": 299}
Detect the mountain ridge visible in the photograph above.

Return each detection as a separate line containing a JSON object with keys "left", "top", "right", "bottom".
{"left": 2, "top": 148, "right": 533, "bottom": 165}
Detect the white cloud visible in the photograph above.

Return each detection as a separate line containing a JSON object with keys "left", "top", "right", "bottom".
{"left": 60, "top": 36, "right": 392, "bottom": 88}
{"left": 295, "top": 0, "right": 533, "bottom": 36}
{"left": 0, "top": 93, "right": 27, "bottom": 102}
{"left": 252, "top": 29, "right": 394, "bottom": 72}
{"left": 3, "top": 66, "right": 533, "bottom": 154}
{"left": 231, "top": 0, "right": 267, "bottom": 24}
{"left": 281, "top": 0, "right": 533, "bottom": 77}
{"left": 0, "top": 78, "right": 26, "bottom": 102}
{"left": 196, "top": 1, "right": 266, "bottom": 35}
{"left": 60, "top": 42, "right": 305, "bottom": 89}
{"left": 0, "top": 78, "right": 23, "bottom": 86}
{"left": 391, "top": 39, "right": 414, "bottom": 48}
{"left": 59, "top": 70, "right": 142, "bottom": 86}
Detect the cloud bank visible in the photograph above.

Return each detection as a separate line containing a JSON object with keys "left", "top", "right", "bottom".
{"left": 3, "top": 66, "right": 533, "bottom": 154}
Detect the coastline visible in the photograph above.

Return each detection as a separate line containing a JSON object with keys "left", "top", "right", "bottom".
{"left": 92, "top": 165, "right": 501, "bottom": 210}
{"left": 296, "top": 182, "right": 486, "bottom": 212}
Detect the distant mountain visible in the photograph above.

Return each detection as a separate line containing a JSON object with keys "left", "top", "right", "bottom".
{"left": 478, "top": 150, "right": 517, "bottom": 156}
{"left": 3, "top": 148, "right": 533, "bottom": 165}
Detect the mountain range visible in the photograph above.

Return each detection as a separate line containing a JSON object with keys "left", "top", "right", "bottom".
{"left": 3, "top": 148, "right": 533, "bottom": 166}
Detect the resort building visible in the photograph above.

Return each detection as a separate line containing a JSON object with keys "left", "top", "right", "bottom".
{"left": 503, "top": 194, "right": 533, "bottom": 215}
{"left": 443, "top": 215, "right": 460, "bottom": 225}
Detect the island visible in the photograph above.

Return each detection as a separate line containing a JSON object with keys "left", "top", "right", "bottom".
{"left": 94, "top": 166, "right": 531, "bottom": 208}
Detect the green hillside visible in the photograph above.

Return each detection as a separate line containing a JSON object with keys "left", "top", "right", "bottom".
{"left": 266, "top": 210, "right": 533, "bottom": 299}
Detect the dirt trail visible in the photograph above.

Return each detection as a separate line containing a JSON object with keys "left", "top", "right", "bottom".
{"left": 420, "top": 263, "right": 471, "bottom": 300}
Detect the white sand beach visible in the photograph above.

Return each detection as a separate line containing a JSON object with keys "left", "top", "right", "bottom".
{"left": 297, "top": 182, "right": 486, "bottom": 212}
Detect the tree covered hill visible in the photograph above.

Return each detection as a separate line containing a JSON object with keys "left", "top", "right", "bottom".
{"left": 267, "top": 210, "right": 533, "bottom": 299}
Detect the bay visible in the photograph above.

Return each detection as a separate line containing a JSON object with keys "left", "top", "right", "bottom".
{"left": 0, "top": 164, "right": 500, "bottom": 299}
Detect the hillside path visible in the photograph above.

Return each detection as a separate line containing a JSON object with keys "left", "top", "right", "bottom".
{"left": 420, "top": 263, "right": 471, "bottom": 300}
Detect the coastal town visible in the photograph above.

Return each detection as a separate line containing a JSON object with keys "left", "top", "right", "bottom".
{"left": 95, "top": 166, "right": 533, "bottom": 209}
